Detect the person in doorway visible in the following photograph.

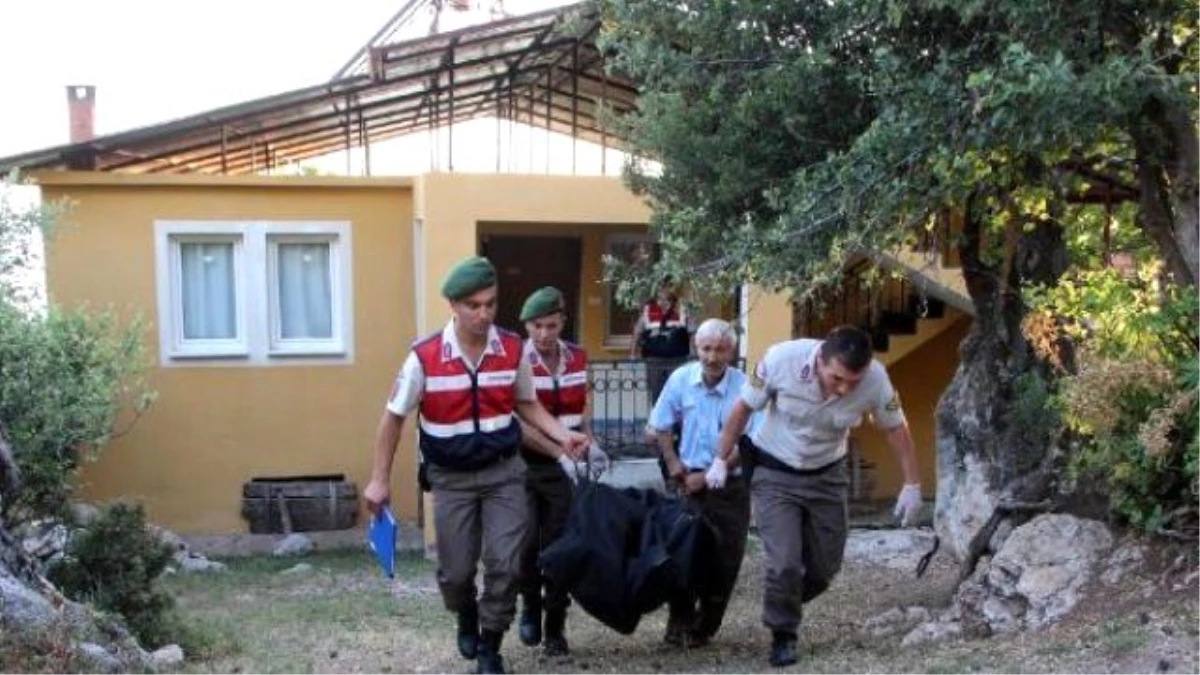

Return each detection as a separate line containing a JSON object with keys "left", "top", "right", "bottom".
{"left": 631, "top": 276, "right": 695, "bottom": 405}
{"left": 513, "top": 286, "right": 607, "bottom": 657}
{"left": 647, "top": 318, "right": 755, "bottom": 648}
{"left": 705, "top": 325, "right": 922, "bottom": 668}
{"left": 365, "top": 256, "right": 589, "bottom": 675}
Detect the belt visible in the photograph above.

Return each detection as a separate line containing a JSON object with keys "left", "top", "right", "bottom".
{"left": 743, "top": 437, "right": 844, "bottom": 476}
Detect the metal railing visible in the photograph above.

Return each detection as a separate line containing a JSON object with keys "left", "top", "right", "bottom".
{"left": 586, "top": 358, "right": 745, "bottom": 459}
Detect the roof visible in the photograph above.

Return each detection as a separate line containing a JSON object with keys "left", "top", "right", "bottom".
{"left": 0, "top": 1, "right": 638, "bottom": 176}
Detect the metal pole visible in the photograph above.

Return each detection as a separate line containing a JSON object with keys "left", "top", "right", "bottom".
{"left": 220, "top": 125, "right": 229, "bottom": 175}
{"left": 360, "top": 111, "right": 371, "bottom": 176}
{"left": 600, "top": 75, "right": 608, "bottom": 176}
{"left": 571, "top": 40, "right": 579, "bottom": 175}
{"left": 544, "top": 68, "right": 552, "bottom": 174}
{"left": 448, "top": 44, "right": 455, "bottom": 173}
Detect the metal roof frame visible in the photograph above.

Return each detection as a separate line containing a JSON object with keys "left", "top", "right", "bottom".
{"left": 0, "top": 1, "right": 637, "bottom": 175}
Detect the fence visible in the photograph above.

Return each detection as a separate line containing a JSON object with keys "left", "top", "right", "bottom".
{"left": 587, "top": 358, "right": 745, "bottom": 459}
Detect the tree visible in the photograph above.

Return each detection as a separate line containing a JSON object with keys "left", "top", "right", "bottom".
{"left": 600, "top": 0, "right": 1198, "bottom": 554}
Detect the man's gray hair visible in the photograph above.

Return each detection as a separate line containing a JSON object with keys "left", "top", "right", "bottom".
{"left": 695, "top": 318, "right": 737, "bottom": 346}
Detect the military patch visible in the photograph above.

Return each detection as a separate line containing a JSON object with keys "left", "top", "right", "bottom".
{"left": 885, "top": 392, "right": 902, "bottom": 412}
{"left": 800, "top": 363, "right": 812, "bottom": 381}
{"left": 442, "top": 343, "right": 452, "bottom": 360}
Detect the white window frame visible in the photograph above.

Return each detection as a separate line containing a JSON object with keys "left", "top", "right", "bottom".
{"left": 154, "top": 220, "right": 353, "bottom": 366}
{"left": 157, "top": 224, "right": 250, "bottom": 359}
{"left": 266, "top": 228, "right": 347, "bottom": 356}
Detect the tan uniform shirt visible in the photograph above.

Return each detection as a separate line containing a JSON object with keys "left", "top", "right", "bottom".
{"left": 742, "top": 338, "right": 906, "bottom": 470}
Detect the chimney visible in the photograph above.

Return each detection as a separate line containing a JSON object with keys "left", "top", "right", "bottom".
{"left": 66, "top": 85, "right": 96, "bottom": 143}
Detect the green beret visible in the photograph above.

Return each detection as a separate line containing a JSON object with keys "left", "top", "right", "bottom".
{"left": 441, "top": 256, "right": 497, "bottom": 300}
{"left": 520, "top": 286, "right": 565, "bottom": 322}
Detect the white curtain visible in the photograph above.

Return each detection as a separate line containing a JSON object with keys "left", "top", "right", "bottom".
{"left": 180, "top": 242, "right": 236, "bottom": 340}
{"left": 277, "top": 242, "right": 332, "bottom": 339}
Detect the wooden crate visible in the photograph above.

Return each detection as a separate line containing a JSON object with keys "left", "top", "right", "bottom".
{"left": 240, "top": 475, "right": 358, "bottom": 534}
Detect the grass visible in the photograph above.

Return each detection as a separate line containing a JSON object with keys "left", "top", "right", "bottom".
{"left": 159, "top": 541, "right": 1199, "bottom": 674}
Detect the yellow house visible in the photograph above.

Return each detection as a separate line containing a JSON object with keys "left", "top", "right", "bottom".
{"left": 0, "top": 4, "right": 972, "bottom": 536}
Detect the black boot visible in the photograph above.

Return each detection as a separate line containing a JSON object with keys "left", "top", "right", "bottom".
{"left": 769, "top": 630, "right": 798, "bottom": 668}
{"left": 456, "top": 604, "right": 479, "bottom": 660}
{"left": 542, "top": 608, "right": 569, "bottom": 657}
{"left": 476, "top": 629, "right": 506, "bottom": 674}
{"left": 518, "top": 597, "right": 542, "bottom": 646}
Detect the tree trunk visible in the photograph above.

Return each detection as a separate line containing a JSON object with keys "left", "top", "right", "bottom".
{"left": 933, "top": 203, "right": 1069, "bottom": 559}
{"left": 0, "top": 429, "right": 18, "bottom": 505}
{"left": 1132, "top": 95, "right": 1199, "bottom": 288}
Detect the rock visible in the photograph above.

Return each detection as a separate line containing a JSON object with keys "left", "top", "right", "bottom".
{"left": 175, "top": 552, "right": 227, "bottom": 573}
{"left": 863, "top": 605, "right": 932, "bottom": 637}
{"left": 1101, "top": 541, "right": 1146, "bottom": 586}
{"left": 0, "top": 569, "right": 56, "bottom": 632}
{"left": 151, "top": 525, "right": 187, "bottom": 553}
{"left": 950, "top": 514, "right": 1112, "bottom": 635}
{"left": 280, "top": 563, "right": 314, "bottom": 575}
{"left": 901, "top": 619, "right": 963, "bottom": 647}
{"left": 844, "top": 529, "right": 938, "bottom": 570}
{"left": 904, "top": 606, "right": 930, "bottom": 623}
{"left": 990, "top": 514, "right": 1111, "bottom": 627}
{"left": 20, "top": 522, "right": 68, "bottom": 563}
{"left": 69, "top": 503, "right": 100, "bottom": 526}
{"left": 75, "top": 642, "right": 122, "bottom": 673}
{"left": 273, "top": 533, "right": 315, "bottom": 556}
{"left": 863, "top": 607, "right": 906, "bottom": 636}
{"left": 934, "top": 452, "right": 997, "bottom": 560}
{"left": 151, "top": 644, "right": 185, "bottom": 668}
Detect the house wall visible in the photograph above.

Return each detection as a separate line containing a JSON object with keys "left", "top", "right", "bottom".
{"left": 851, "top": 315, "right": 971, "bottom": 500}
{"left": 37, "top": 173, "right": 418, "bottom": 533}
{"left": 413, "top": 173, "right": 654, "bottom": 351}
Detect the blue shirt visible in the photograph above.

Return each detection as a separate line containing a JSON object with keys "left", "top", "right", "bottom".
{"left": 648, "top": 362, "right": 759, "bottom": 471}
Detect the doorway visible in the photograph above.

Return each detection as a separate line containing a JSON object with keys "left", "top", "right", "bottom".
{"left": 480, "top": 235, "right": 583, "bottom": 342}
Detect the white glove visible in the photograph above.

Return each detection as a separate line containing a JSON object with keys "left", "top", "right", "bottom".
{"left": 894, "top": 483, "right": 922, "bottom": 527}
{"left": 585, "top": 442, "right": 610, "bottom": 474}
{"left": 557, "top": 454, "right": 579, "bottom": 484}
{"left": 704, "top": 457, "right": 728, "bottom": 490}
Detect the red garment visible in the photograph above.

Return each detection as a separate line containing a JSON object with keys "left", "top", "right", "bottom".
{"left": 413, "top": 329, "right": 523, "bottom": 470}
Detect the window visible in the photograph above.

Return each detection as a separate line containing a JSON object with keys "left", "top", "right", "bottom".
{"left": 155, "top": 221, "right": 352, "bottom": 365}
{"left": 604, "top": 234, "right": 658, "bottom": 346}
{"left": 169, "top": 235, "right": 246, "bottom": 357}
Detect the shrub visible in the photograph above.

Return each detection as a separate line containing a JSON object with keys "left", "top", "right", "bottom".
{"left": 1025, "top": 266, "right": 1199, "bottom": 533}
{"left": 0, "top": 176, "right": 154, "bottom": 525}
{"left": 47, "top": 502, "right": 182, "bottom": 650}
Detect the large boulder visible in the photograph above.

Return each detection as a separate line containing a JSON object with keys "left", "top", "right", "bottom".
{"left": 0, "top": 526, "right": 154, "bottom": 672}
{"left": 902, "top": 514, "right": 1114, "bottom": 645}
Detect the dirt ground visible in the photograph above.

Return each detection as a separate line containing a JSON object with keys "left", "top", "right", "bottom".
{"left": 166, "top": 529, "right": 1199, "bottom": 674}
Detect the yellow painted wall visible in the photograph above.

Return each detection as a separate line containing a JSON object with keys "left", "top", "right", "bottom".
{"left": 852, "top": 316, "right": 971, "bottom": 499}
{"left": 37, "top": 173, "right": 418, "bottom": 533}
{"left": 744, "top": 287, "right": 794, "bottom": 371}
{"left": 414, "top": 173, "right": 652, "bottom": 350}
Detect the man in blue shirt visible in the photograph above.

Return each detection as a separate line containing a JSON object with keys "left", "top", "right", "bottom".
{"left": 648, "top": 318, "right": 755, "bottom": 648}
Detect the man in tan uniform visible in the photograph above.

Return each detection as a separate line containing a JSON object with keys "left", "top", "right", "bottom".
{"left": 705, "top": 325, "right": 922, "bottom": 667}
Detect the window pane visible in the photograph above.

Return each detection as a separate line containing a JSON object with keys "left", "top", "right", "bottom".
{"left": 179, "top": 242, "right": 236, "bottom": 340}
{"left": 277, "top": 242, "right": 333, "bottom": 339}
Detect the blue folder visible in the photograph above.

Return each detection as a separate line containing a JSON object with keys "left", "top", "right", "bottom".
{"left": 367, "top": 504, "right": 398, "bottom": 578}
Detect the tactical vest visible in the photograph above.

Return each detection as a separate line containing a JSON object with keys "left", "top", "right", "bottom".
{"left": 413, "top": 329, "right": 523, "bottom": 470}
{"left": 522, "top": 341, "right": 589, "bottom": 465}
{"left": 639, "top": 301, "right": 690, "bottom": 358}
